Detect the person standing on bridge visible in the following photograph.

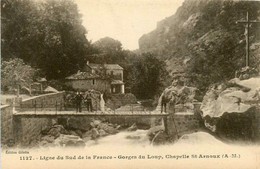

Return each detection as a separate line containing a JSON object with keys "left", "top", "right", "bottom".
{"left": 85, "top": 91, "right": 93, "bottom": 112}
{"left": 75, "top": 91, "right": 84, "bottom": 113}
{"left": 161, "top": 94, "right": 167, "bottom": 113}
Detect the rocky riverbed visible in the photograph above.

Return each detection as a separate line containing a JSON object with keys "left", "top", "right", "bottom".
{"left": 36, "top": 118, "right": 141, "bottom": 148}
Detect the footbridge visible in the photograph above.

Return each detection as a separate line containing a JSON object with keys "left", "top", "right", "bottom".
{"left": 13, "top": 110, "right": 169, "bottom": 118}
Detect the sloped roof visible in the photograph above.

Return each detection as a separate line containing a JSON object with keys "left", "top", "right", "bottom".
{"left": 44, "top": 86, "right": 59, "bottom": 93}
{"left": 111, "top": 80, "right": 124, "bottom": 85}
{"left": 66, "top": 71, "right": 100, "bottom": 80}
{"left": 88, "top": 63, "right": 104, "bottom": 70}
{"left": 104, "top": 64, "right": 123, "bottom": 70}
{"left": 37, "top": 77, "right": 47, "bottom": 82}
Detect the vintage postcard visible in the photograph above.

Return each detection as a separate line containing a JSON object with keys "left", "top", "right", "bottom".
{"left": 1, "top": 0, "right": 260, "bottom": 168}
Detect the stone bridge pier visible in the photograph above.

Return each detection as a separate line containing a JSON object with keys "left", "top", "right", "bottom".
{"left": 163, "top": 102, "right": 202, "bottom": 139}
{"left": 12, "top": 115, "right": 166, "bottom": 147}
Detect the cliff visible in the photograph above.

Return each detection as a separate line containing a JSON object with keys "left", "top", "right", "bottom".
{"left": 139, "top": 0, "right": 260, "bottom": 89}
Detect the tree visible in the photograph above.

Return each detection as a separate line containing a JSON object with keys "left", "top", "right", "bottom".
{"left": 92, "top": 37, "right": 126, "bottom": 64}
{"left": 1, "top": 58, "right": 38, "bottom": 95}
{"left": 94, "top": 37, "right": 122, "bottom": 53}
{"left": 127, "top": 53, "right": 170, "bottom": 99}
{"left": 1, "top": 0, "right": 38, "bottom": 60}
{"left": 1, "top": 0, "right": 91, "bottom": 79}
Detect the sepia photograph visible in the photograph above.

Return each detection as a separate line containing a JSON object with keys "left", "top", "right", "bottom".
{"left": 1, "top": 0, "right": 260, "bottom": 168}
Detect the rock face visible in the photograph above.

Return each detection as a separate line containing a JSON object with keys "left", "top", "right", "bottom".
{"left": 105, "top": 93, "right": 137, "bottom": 110}
{"left": 38, "top": 118, "right": 120, "bottom": 148}
{"left": 201, "top": 77, "right": 260, "bottom": 141}
{"left": 138, "top": 0, "right": 260, "bottom": 89}
{"left": 159, "top": 80, "right": 201, "bottom": 114}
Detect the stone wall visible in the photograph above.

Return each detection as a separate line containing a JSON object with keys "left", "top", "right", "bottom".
{"left": 19, "top": 92, "right": 65, "bottom": 111}
{"left": 166, "top": 113, "right": 200, "bottom": 139}
{"left": 1, "top": 105, "right": 14, "bottom": 146}
{"left": 13, "top": 116, "right": 52, "bottom": 147}
{"left": 65, "top": 79, "right": 111, "bottom": 93}
{"left": 1, "top": 104, "right": 53, "bottom": 147}
{"left": 1, "top": 92, "right": 65, "bottom": 147}
{"left": 166, "top": 102, "right": 202, "bottom": 139}
{"left": 105, "top": 69, "right": 123, "bottom": 81}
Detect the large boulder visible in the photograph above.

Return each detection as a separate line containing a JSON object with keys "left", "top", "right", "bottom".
{"left": 98, "top": 129, "right": 108, "bottom": 137}
{"left": 91, "top": 128, "right": 100, "bottom": 139}
{"left": 176, "top": 132, "right": 225, "bottom": 145}
{"left": 158, "top": 82, "right": 200, "bottom": 114}
{"left": 47, "top": 125, "right": 67, "bottom": 138}
{"left": 127, "top": 123, "right": 138, "bottom": 132}
{"left": 97, "top": 122, "right": 118, "bottom": 134}
{"left": 54, "top": 134, "right": 85, "bottom": 147}
{"left": 41, "top": 135, "right": 55, "bottom": 143}
{"left": 82, "top": 130, "right": 92, "bottom": 138}
{"left": 67, "top": 117, "right": 92, "bottom": 131}
{"left": 200, "top": 77, "right": 260, "bottom": 141}
{"left": 90, "top": 120, "right": 102, "bottom": 128}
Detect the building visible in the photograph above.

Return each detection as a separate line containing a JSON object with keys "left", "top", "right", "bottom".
{"left": 65, "top": 62, "right": 125, "bottom": 94}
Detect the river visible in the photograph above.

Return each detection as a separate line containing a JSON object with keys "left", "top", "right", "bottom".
{"left": 3, "top": 129, "right": 260, "bottom": 169}
{"left": 85, "top": 129, "right": 150, "bottom": 148}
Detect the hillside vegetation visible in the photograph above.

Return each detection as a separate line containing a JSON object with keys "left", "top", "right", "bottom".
{"left": 139, "top": 0, "right": 260, "bottom": 91}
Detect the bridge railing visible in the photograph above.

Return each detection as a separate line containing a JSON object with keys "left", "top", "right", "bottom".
{"left": 19, "top": 99, "right": 102, "bottom": 112}
{"left": 18, "top": 100, "right": 158, "bottom": 114}
{"left": 113, "top": 103, "right": 148, "bottom": 114}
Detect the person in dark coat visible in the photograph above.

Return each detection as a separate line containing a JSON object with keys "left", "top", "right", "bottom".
{"left": 85, "top": 91, "right": 93, "bottom": 112}
{"left": 161, "top": 94, "right": 167, "bottom": 113}
{"left": 75, "top": 91, "right": 84, "bottom": 113}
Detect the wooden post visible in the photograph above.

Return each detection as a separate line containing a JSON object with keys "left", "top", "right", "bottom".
{"left": 29, "top": 84, "right": 32, "bottom": 96}
{"left": 34, "top": 100, "right": 37, "bottom": 114}
{"left": 114, "top": 102, "right": 115, "bottom": 114}
{"left": 245, "top": 11, "right": 249, "bottom": 67}
{"left": 60, "top": 99, "right": 63, "bottom": 111}
{"left": 236, "top": 11, "right": 260, "bottom": 67}
{"left": 96, "top": 100, "right": 98, "bottom": 112}
{"left": 55, "top": 100, "right": 57, "bottom": 114}
{"left": 41, "top": 100, "right": 43, "bottom": 111}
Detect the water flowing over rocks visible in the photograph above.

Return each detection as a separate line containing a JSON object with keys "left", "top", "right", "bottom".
{"left": 150, "top": 80, "right": 203, "bottom": 145}
{"left": 200, "top": 77, "right": 260, "bottom": 142}
{"left": 38, "top": 118, "right": 121, "bottom": 148}
{"left": 176, "top": 131, "right": 225, "bottom": 145}
{"left": 126, "top": 123, "right": 138, "bottom": 132}
{"left": 147, "top": 118, "right": 169, "bottom": 145}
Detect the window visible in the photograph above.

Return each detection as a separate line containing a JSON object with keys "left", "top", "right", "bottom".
{"left": 92, "top": 79, "right": 95, "bottom": 85}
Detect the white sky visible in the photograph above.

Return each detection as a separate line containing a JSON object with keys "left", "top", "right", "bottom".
{"left": 74, "top": 0, "right": 184, "bottom": 50}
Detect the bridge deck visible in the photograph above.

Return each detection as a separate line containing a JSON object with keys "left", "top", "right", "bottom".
{"left": 13, "top": 111, "right": 169, "bottom": 117}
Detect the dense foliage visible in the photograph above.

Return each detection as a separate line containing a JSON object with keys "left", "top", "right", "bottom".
{"left": 139, "top": 0, "right": 260, "bottom": 92}
{"left": 1, "top": 1, "right": 169, "bottom": 99}
{"left": 126, "top": 53, "right": 170, "bottom": 99}
{"left": 1, "top": 58, "right": 38, "bottom": 92}
{"left": 1, "top": 0, "right": 92, "bottom": 79}
{"left": 90, "top": 37, "right": 170, "bottom": 99}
